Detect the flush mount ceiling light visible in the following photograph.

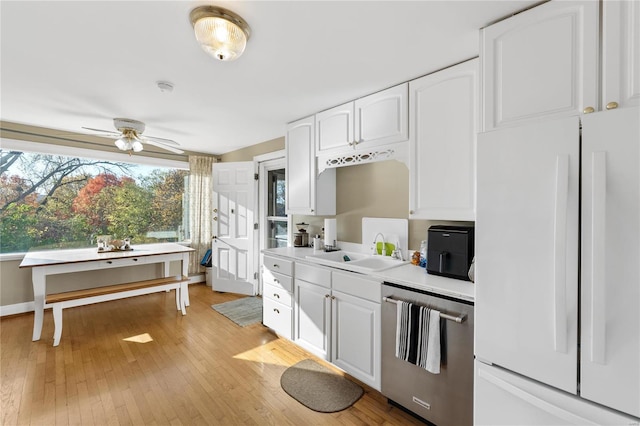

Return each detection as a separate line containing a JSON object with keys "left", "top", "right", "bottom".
{"left": 189, "top": 5, "right": 251, "bottom": 61}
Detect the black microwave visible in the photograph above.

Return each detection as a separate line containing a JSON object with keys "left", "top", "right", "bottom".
{"left": 427, "top": 225, "right": 474, "bottom": 281}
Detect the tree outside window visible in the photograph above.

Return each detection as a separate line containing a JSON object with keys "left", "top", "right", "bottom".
{"left": 0, "top": 150, "right": 188, "bottom": 253}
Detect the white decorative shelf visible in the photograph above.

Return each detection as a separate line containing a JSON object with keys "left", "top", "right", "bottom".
{"left": 317, "top": 142, "right": 409, "bottom": 174}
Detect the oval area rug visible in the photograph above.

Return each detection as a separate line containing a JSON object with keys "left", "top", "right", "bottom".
{"left": 280, "top": 359, "right": 364, "bottom": 413}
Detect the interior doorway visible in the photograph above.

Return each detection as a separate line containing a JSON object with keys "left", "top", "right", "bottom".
{"left": 256, "top": 151, "right": 290, "bottom": 295}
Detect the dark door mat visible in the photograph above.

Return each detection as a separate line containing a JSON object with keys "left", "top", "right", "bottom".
{"left": 280, "top": 359, "right": 364, "bottom": 413}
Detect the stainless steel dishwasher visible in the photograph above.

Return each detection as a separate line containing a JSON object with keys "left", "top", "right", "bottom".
{"left": 381, "top": 282, "right": 474, "bottom": 426}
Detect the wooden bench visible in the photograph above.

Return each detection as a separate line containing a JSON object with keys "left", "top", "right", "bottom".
{"left": 45, "top": 275, "right": 188, "bottom": 346}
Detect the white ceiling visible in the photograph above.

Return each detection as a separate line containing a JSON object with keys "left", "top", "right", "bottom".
{"left": 1, "top": 1, "right": 538, "bottom": 156}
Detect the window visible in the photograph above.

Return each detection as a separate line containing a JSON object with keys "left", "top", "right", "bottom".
{"left": 266, "top": 168, "right": 287, "bottom": 248}
{"left": 0, "top": 148, "right": 188, "bottom": 254}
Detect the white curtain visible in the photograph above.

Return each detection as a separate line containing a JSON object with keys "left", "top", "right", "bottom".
{"left": 188, "top": 155, "right": 216, "bottom": 274}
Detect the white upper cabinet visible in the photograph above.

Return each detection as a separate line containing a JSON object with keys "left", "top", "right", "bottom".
{"left": 286, "top": 116, "right": 336, "bottom": 216}
{"left": 354, "top": 83, "right": 408, "bottom": 150}
{"left": 481, "top": 1, "right": 599, "bottom": 130}
{"left": 409, "top": 58, "right": 479, "bottom": 221}
{"left": 316, "top": 84, "right": 408, "bottom": 156}
{"left": 602, "top": 0, "right": 640, "bottom": 110}
{"left": 315, "top": 103, "right": 354, "bottom": 154}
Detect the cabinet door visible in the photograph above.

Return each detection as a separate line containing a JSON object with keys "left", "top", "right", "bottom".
{"left": 409, "top": 59, "right": 478, "bottom": 221}
{"left": 315, "top": 102, "right": 354, "bottom": 154}
{"left": 354, "top": 84, "right": 408, "bottom": 149}
{"left": 331, "top": 290, "right": 381, "bottom": 390}
{"left": 602, "top": 0, "right": 640, "bottom": 110}
{"left": 481, "top": 0, "right": 599, "bottom": 130}
{"left": 294, "top": 279, "right": 330, "bottom": 360}
{"left": 286, "top": 116, "right": 315, "bottom": 214}
{"left": 581, "top": 107, "right": 640, "bottom": 417}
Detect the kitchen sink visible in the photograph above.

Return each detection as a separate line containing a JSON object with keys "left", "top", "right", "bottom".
{"left": 305, "top": 250, "right": 407, "bottom": 274}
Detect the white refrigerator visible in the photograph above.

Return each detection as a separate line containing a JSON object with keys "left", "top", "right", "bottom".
{"left": 474, "top": 107, "right": 640, "bottom": 425}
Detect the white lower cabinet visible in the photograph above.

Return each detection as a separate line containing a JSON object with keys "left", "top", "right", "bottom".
{"left": 293, "top": 263, "right": 381, "bottom": 390}
{"left": 262, "top": 255, "right": 294, "bottom": 339}
{"left": 331, "top": 271, "right": 381, "bottom": 390}
{"left": 293, "top": 263, "right": 331, "bottom": 359}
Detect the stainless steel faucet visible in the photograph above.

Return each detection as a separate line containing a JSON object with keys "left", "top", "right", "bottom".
{"left": 372, "top": 233, "right": 386, "bottom": 256}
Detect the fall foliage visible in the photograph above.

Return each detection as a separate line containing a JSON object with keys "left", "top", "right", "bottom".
{"left": 0, "top": 150, "right": 188, "bottom": 252}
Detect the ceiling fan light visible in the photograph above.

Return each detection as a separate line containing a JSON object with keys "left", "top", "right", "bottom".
{"left": 115, "top": 137, "right": 128, "bottom": 151}
{"left": 132, "top": 140, "right": 144, "bottom": 152}
{"left": 190, "top": 6, "right": 250, "bottom": 62}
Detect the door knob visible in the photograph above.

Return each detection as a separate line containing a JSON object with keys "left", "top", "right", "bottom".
{"left": 606, "top": 101, "right": 619, "bottom": 110}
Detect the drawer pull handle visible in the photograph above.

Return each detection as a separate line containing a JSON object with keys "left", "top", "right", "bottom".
{"left": 273, "top": 308, "right": 280, "bottom": 314}
{"left": 274, "top": 279, "right": 279, "bottom": 284}
{"left": 107, "top": 261, "right": 113, "bottom": 264}
{"left": 325, "top": 294, "right": 330, "bottom": 298}
{"left": 273, "top": 264, "right": 279, "bottom": 268}
{"left": 132, "top": 258, "right": 138, "bottom": 262}
{"left": 274, "top": 293, "right": 280, "bottom": 298}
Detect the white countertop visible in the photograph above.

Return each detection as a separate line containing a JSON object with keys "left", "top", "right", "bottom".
{"left": 262, "top": 247, "right": 474, "bottom": 303}
{"left": 373, "top": 264, "right": 475, "bottom": 303}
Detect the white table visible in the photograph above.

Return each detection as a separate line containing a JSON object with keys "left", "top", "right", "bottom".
{"left": 19, "top": 243, "right": 194, "bottom": 341}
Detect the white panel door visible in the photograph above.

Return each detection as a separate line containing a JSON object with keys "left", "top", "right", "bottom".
{"left": 602, "top": 0, "right": 640, "bottom": 110}
{"left": 481, "top": 0, "right": 599, "bottom": 130}
{"left": 475, "top": 117, "right": 580, "bottom": 393}
{"left": 580, "top": 107, "right": 640, "bottom": 417}
{"left": 211, "top": 161, "right": 255, "bottom": 295}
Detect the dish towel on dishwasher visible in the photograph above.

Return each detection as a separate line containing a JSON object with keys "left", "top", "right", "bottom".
{"left": 395, "top": 301, "right": 441, "bottom": 374}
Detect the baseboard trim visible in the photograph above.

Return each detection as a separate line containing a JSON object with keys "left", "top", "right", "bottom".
{"left": 0, "top": 301, "right": 35, "bottom": 317}
{"left": 0, "top": 274, "right": 206, "bottom": 317}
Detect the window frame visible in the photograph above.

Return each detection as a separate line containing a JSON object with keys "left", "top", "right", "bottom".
{"left": 0, "top": 138, "right": 189, "bottom": 260}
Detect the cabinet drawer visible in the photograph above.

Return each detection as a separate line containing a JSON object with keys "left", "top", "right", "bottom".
{"left": 97, "top": 256, "right": 150, "bottom": 269}
{"left": 263, "top": 298, "right": 292, "bottom": 340}
{"left": 332, "top": 271, "right": 381, "bottom": 303}
{"left": 263, "top": 269, "right": 293, "bottom": 293}
{"left": 263, "top": 255, "right": 294, "bottom": 276}
{"left": 264, "top": 282, "right": 292, "bottom": 308}
{"left": 296, "top": 262, "right": 331, "bottom": 288}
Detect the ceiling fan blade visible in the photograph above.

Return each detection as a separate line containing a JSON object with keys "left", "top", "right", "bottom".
{"left": 142, "top": 134, "right": 180, "bottom": 146}
{"left": 143, "top": 139, "right": 185, "bottom": 154}
{"left": 81, "top": 127, "right": 120, "bottom": 137}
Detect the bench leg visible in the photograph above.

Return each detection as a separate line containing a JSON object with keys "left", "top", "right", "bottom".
{"left": 180, "top": 282, "right": 187, "bottom": 315}
{"left": 175, "top": 288, "right": 180, "bottom": 312}
{"left": 52, "top": 304, "right": 63, "bottom": 346}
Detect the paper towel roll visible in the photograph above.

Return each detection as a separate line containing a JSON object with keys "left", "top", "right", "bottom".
{"left": 324, "top": 218, "right": 337, "bottom": 247}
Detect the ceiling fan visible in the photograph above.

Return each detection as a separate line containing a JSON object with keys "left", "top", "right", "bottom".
{"left": 82, "top": 118, "right": 184, "bottom": 154}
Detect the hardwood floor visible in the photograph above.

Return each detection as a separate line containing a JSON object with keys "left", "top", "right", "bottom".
{"left": 1, "top": 284, "right": 424, "bottom": 425}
